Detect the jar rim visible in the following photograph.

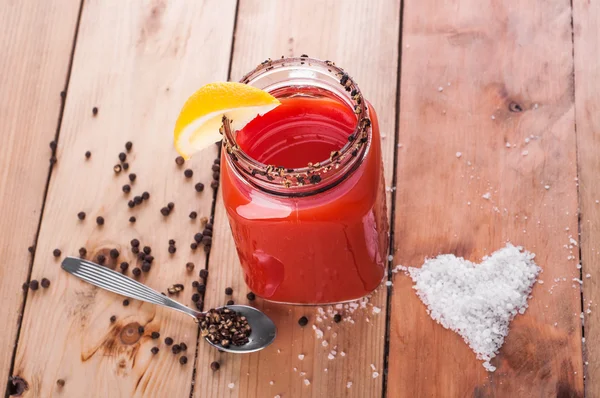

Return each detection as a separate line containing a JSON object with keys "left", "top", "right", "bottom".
{"left": 221, "top": 56, "right": 372, "bottom": 196}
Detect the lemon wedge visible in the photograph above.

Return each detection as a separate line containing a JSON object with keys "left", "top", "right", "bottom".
{"left": 174, "top": 82, "right": 280, "bottom": 159}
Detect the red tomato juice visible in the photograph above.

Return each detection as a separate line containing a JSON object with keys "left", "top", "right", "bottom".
{"left": 221, "top": 95, "right": 388, "bottom": 304}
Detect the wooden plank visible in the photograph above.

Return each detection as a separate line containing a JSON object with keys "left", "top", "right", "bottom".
{"left": 193, "top": 0, "right": 400, "bottom": 397}
{"left": 11, "top": 1, "right": 236, "bottom": 396}
{"left": 573, "top": 0, "right": 600, "bottom": 393}
{"left": 388, "top": 0, "right": 584, "bottom": 396}
{"left": 0, "top": 0, "right": 81, "bottom": 394}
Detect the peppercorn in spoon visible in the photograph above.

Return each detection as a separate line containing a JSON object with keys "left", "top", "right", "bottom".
{"left": 61, "top": 256, "right": 276, "bottom": 353}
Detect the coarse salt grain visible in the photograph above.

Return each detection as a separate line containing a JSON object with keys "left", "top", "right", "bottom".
{"left": 298, "top": 354, "right": 305, "bottom": 360}
{"left": 347, "top": 381, "right": 353, "bottom": 388}
{"left": 228, "top": 383, "right": 235, "bottom": 389}
{"left": 404, "top": 244, "right": 540, "bottom": 372}
{"left": 456, "top": 152, "right": 462, "bottom": 158}
{"left": 372, "top": 306, "right": 381, "bottom": 314}
{"left": 482, "top": 192, "right": 491, "bottom": 200}
{"left": 303, "top": 379, "right": 311, "bottom": 386}
{"left": 372, "top": 372, "right": 379, "bottom": 378}
{"left": 270, "top": 381, "right": 274, "bottom": 385}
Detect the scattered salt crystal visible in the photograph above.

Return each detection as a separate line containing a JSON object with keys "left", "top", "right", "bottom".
{"left": 228, "top": 383, "right": 235, "bottom": 389}
{"left": 277, "top": 349, "right": 281, "bottom": 354}
{"left": 270, "top": 381, "right": 274, "bottom": 385}
{"left": 340, "top": 351, "right": 346, "bottom": 357}
{"left": 293, "top": 367, "right": 297, "bottom": 372}
{"left": 482, "top": 192, "right": 491, "bottom": 200}
{"left": 322, "top": 341, "right": 329, "bottom": 347}
{"left": 544, "top": 185, "right": 550, "bottom": 190}
{"left": 491, "top": 115, "right": 496, "bottom": 120}
{"left": 525, "top": 137, "right": 531, "bottom": 143}
{"left": 386, "top": 280, "right": 393, "bottom": 286}
{"left": 583, "top": 337, "right": 586, "bottom": 343}
{"left": 596, "top": 200, "right": 599, "bottom": 204}
{"left": 275, "top": 395, "right": 281, "bottom": 398}
{"left": 404, "top": 244, "right": 540, "bottom": 371}
{"left": 328, "top": 353, "right": 335, "bottom": 360}
{"left": 388, "top": 255, "right": 394, "bottom": 261}
{"left": 438, "top": 86, "right": 444, "bottom": 92}
{"left": 577, "top": 263, "right": 582, "bottom": 269}
{"left": 570, "top": 237, "right": 578, "bottom": 246}
{"left": 303, "top": 379, "right": 311, "bottom": 386}
{"left": 456, "top": 152, "right": 462, "bottom": 158}
{"left": 370, "top": 364, "right": 376, "bottom": 371}
{"left": 314, "top": 328, "right": 324, "bottom": 339}
{"left": 299, "top": 372, "right": 306, "bottom": 376}
{"left": 372, "top": 306, "right": 382, "bottom": 314}
{"left": 538, "top": 280, "right": 544, "bottom": 284}
{"left": 505, "top": 142, "right": 511, "bottom": 148}
{"left": 298, "top": 354, "right": 305, "bottom": 360}
{"left": 372, "top": 372, "right": 380, "bottom": 378}
{"left": 347, "top": 381, "right": 353, "bottom": 388}
{"left": 324, "top": 368, "right": 328, "bottom": 372}
{"left": 534, "top": 103, "right": 539, "bottom": 109}
{"left": 586, "top": 274, "right": 591, "bottom": 279}
{"left": 522, "top": 150, "right": 529, "bottom": 156}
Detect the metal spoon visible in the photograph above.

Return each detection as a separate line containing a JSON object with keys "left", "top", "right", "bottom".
{"left": 61, "top": 256, "right": 276, "bottom": 353}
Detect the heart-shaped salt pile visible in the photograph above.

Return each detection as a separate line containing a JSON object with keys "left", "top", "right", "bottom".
{"left": 402, "top": 244, "right": 540, "bottom": 372}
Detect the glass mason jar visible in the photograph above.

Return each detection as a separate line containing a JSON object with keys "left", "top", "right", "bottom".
{"left": 220, "top": 57, "right": 388, "bottom": 304}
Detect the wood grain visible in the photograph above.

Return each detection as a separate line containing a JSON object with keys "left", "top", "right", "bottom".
{"left": 193, "top": 0, "right": 400, "bottom": 397}
{"left": 388, "top": 0, "right": 584, "bottom": 396}
{"left": 11, "top": 1, "right": 236, "bottom": 396}
{"left": 573, "top": 0, "right": 600, "bottom": 394}
{"left": 0, "top": 0, "right": 81, "bottom": 394}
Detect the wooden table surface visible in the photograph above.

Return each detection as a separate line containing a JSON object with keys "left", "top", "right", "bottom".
{"left": 1, "top": 0, "right": 598, "bottom": 397}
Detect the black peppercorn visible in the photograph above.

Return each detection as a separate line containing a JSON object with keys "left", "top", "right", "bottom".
{"left": 113, "top": 164, "right": 122, "bottom": 173}
{"left": 210, "top": 361, "right": 220, "bottom": 371}
{"left": 122, "top": 162, "right": 129, "bottom": 170}
{"left": 168, "top": 239, "right": 175, "bottom": 245}
{"left": 205, "top": 223, "right": 213, "bottom": 231}
{"left": 333, "top": 314, "right": 342, "bottom": 323}
{"left": 180, "top": 342, "right": 187, "bottom": 351}
{"left": 128, "top": 173, "right": 136, "bottom": 182}
{"left": 77, "top": 211, "right": 86, "bottom": 220}
{"left": 131, "top": 239, "right": 140, "bottom": 247}
{"left": 145, "top": 255, "right": 154, "bottom": 263}
{"left": 143, "top": 246, "right": 151, "bottom": 255}
{"left": 189, "top": 211, "right": 197, "bottom": 219}
{"left": 201, "top": 236, "right": 212, "bottom": 246}
{"left": 29, "top": 280, "right": 39, "bottom": 290}
{"left": 109, "top": 248, "right": 119, "bottom": 259}
{"left": 97, "top": 254, "right": 106, "bottom": 264}
{"left": 211, "top": 164, "right": 220, "bottom": 172}
{"left": 53, "top": 248, "right": 61, "bottom": 257}
{"left": 213, "top": 158, "right": 220, "bottom": 165}
{"left": 226, "top": 300, "right": 234, "bottom": 306}
{"left": 92, "top": 106, "right": 98, "bottom": 116}
{"left": 133, "top": 196, "right": 142, "bottom": 205}
{"left": 184, "top": 169, "right": 193, "bottom": 178}
{"left": 167, "top": 202, "right": 174, "bottom": 210}
{"left": 132, "top": 246, "right": 139, "bottom": 254}
{"left": 225, "top": 287, "right": 233, "bottom": 295}
{"left": 110, "top": 315, "right": 117, "bottom": 323}
{"left": 212, "top": 171, "right": 220, "bottom": 180}
{"left": 141, "top": 262, "right": 151, "bottom": 272}
{"left": 123, "top": 299, "right": 129, "bottom": 306}
{"left": 137, "top": 252, "right": 146, "bottom": 261}
{"left": 192, "top": 281, "right": 199, "bottom": 288}
{"left": 190, "top": 242, "right": 198, "bottom": 250}
{"left": 142, "top": 191, "right": 150, "bottom": 200}
{"left": 165, "top": 337, "right": 174, "bottom": 345}
{"left": 41, "top": 278, "right": 50, "bottom": 288}
{"left": 85, "top": 151, "right": 91, "bottom": 159}
{"left": 125, "top": 141, "right": 132, "bottom": 152}
{"left": 22, "top": 282, "right": 29, "bottom": 291}
{"left": 128, "top": 200, "right": 135, "bottom": 208}
{"left": 168, "top": 246, "right": 176, "bottom": 254}
{"left": 175, "top": 156, "right": 185, "bottom": 166}
{"left": 151, "top": 331, "right": 160, "bottom": 339}
{"left": 28, "top": 245, "right": 35, "bottom": 254}
{"left": 57, "top": 379, "right": 65, "bottom": 387}
{"left": 118, "top": 152, "right": 126, "bottom": 162}
{"left": 246, "top": 292, "right": 256, "bottom": 301}
{"left": 186, "top": 262, "right": 194, "bottom": 272}
{"left": 132, "top": 267, "right": 141, "bottom": 277}
{"left": 160, "top": 207, "right": 170, "bottom": 216}
{"left": 120, "top": 262, "right": 129, "bottom": 272}
{"left": 191, "top": 293, "right": 200, "bottom": 302}
{"left": 199, "top": 269, "right": 208, "bottom": 279}
{"left": 138, "top": 326, "right": 144, "bottom": 334}
{"left": 122, "top": 184, "right": 131, "bottom": 193}
{"left": 79, "top": 247, "right": 87, "bottom": 257}
{"left": 179, "top": 356, "right": 188, "bottom": 365}
{"left": 202, "top": 228, "right": 212, "bottom": 237}
{"left": 196, "top": 284, "right": 206, "bottom": 293}
{"left": 203, "top": 245, "right": 210, "bottom": 254}
{"left": 194, "top": 233, "right": 203, "bottom": 243}
{"left": 129, "top": 216, "right": 136, "bottom": 223}
{"left": 195, "top": 182, "right": 204, "bottom": 192}
{"left": 172, "top": 344, "right": 182, "bottom": 354}
{"left": 195, "top": 300, "right": 203, "bottom": 310}
{"left": 96, "top": 216, "right": 104, "bottom": 225}
{"left": 211, "top": 180, "right": 219, "bottom": 189}
{"left": 298, "top": 316, "right": 308, "bottom": 327}
{"left": 151, "top": 347, "right": 159, "bottom": 355}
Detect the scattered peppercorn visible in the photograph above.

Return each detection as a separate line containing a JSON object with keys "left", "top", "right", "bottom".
{"left": 169, "top": 239, "right": 175, "bottom": 245}
{"left": 191, "top": 293, "right": 200, "bottom": 303}
{"left": 211, "top": 180, "right": 219, "bottom": 189}
{"left": 49, "top": 156, "right": 57, "bottom": 165}
{"left": 203, "top": 245, "right": 211, "bottom": 254}
{"left": 132, "top": 267, "right": 141, "bottom": 277}
{"left": 202, "top": 228, "right": 212, "bottom": 237}
{"left": 122, "top": 162, "right": 129, "bottom": 170}
{"left": 226, "top": 300, "right": 234, "bottom": 305}
{"left": 168, "top": 246, "right": 176, "bottom": 254}
{"left": 211, "top": 164, "right": 220, "bottom": 172}
{"left": 202, "top": 236, "right": 212, "bottom": 246}
{"left": 138, "top": 326, "right": 144, "bottom": 334}
{"left": 97, "top": 254, "right": 106, "bottom": 264}
{"left": 128, "top": 173, "right": 136, "bottom": 182}
{"left": 145, "top": 255, "right": 154, "bottom": 263}
{"left": 151, "top": 332, "right": 160, "bottom": 339}
{"left": 190, "top": 242, "right": 198, "bottom": 250}
{"left": 180, "top": 342, "right": 187, "bottom": 351}
{"left": 225, "top": 287, "right": 233, "bottom": 295}
{"left": 192, "top": 281, "right": 199, "bottom": 288}
{"left": 186, "top": 262, "right": 195, "bottom": 272}
{"left": 167, "top": 202, "right": 174, "bottom": 210}
{"left": 41, "top": 278, "right": 50, "bottom": 288}
{"left": 113, "top": 164, "right": 122, "bottom": 173}
{"left": 195, "top": 300, "right": 203, "bottom": 310}
{"left": 30, "top": 280, "right": 39, "bottom": 291}
{"left": 246, "top": 292, "right": 256, "bottom": 301}
{"left": 195, "top": 182, "right": 205, "bottom": 192}
{"left": 109, "top": 248, "right": 120, "bottom": 259}
{"left": 57, "top": 379, "right": 65, "bottom": 387}
{"left": 125, "top": 141, "right": 132, "bottom": 152}
{"left": 199, "top": 269, "right": 208, "bottom": 279}
{"left": 133, "top": 196, "right": 142, "bottom": 205}
{"left": 129, "top": 216, "right": 136, "bottom": 223}
{"left": 143, "top": 246, "right": 151, "bottom": 255}
{"left": 53, "top": 248, "right": 61, "bottom": 257}
{"left": 179, "top": 356, "right": 188, "bottom": 365}
{"left": 184, "top": 169, "right": 193, "bottom": 178}
{"left": 28, "top": 246, "right": 35, "bottom": 254}
{"left": 131, "top": 246, "right": 139, "bottom": 254}
{"left": 92, "top": 106, "right": 98, "bottom": 116}
{"left": 189, "top": 211, "right": 197, "bottom": 219}
{"left": 212, "top": 171, "right": 220, "bottom": 180}
{"left": 85, "top": 151, "right": 91, "bottom": 159}
{"left": 165, "top": 337, "right": 174, "bottom": 345}
{"left": 194, "top": 233, "right": 203, "bottom": 243}
{"left": 79, "top": 247, "right": 87, "bottom": 257}
{"left": 123, "top": 299, "right": 129, "bottom": 306}
{"left": 119, "top": 152, "right": 126, "bottom": 162}
{"left": 96, "top": 216, "right": 105, "bottom": 225}
{"left": 142, "top": 191, "right": 150, "bottom": 200}
{"left": 120, "top": 262, "right": 129, "bottom": 272}
{"left": 141, "top": 262, "right": 151, "bottom": 272}
{"left": 60, "top": 90, "right": 66, "bottom": 99}
{"left": 210, "top": 361, "right": 220, "bottom": 371}
{"left": 151, "top": 347, "right": 159, "bottom": 355}
{"left": 160, "top": 207, "right": 170, "bottom": 216}
{"left": 205, "top": 223, "right": 213, "bottom": 231}
{"left": 175, "top": 156, "right": 185, "bottom": 166}
{"left": 22, "top": 282, "right": 29, "bottom": 291}
{"left": 298, "top": 316, "right": 308, "bottom": 327}
{"left": 167, "top": 284, "right": 184, "bottom": 294}
{"left": 333, "top": 314, "right": 342, "bottom": 323}
{"left": 77, "top": 211, "right": 86, "bottom": 220}
{"left": 127, "top": 200, "right": 135, "bottom": 208}
{"left": 122, "top": 184, "right": 131, "bottom": 193}
{"left": 171, "top": 344, "right": 182, "bottom": 354}
{"left": 131, "top": 239, "right": 140, "bottom": 247}
{"left": 110, "top": 315, "right": 117, "bottom": 323}
{"left": 137, "top": 252, "right": 146, "bottom": 261}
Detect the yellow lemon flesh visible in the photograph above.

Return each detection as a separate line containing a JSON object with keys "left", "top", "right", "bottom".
{"left": 174, "top": 82, "right": 280, "bottom": 159}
